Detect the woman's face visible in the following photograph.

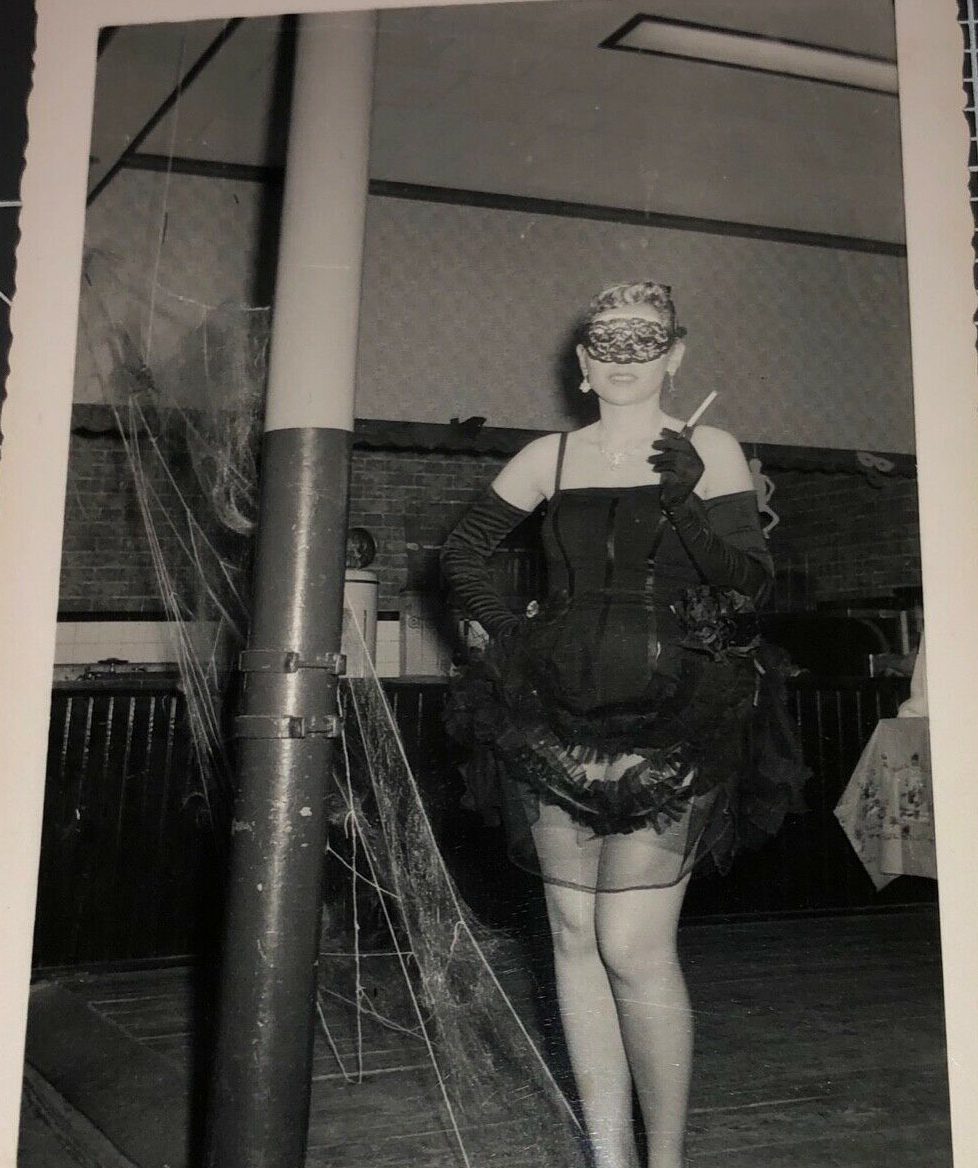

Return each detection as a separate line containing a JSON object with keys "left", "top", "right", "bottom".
{"left": 577, "top": 304, "right": 683, "bottom": 407}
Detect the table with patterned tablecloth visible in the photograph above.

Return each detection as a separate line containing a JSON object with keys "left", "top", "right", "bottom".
{"left": 835, "top": 718, "right": 936, "bottom": 890}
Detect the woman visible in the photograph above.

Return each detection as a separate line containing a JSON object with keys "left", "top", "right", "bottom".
{"left": 441, "top": 282, "right": 805, "bottom": 1168}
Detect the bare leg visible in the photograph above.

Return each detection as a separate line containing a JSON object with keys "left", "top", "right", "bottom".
{"left": 532, "top": 804, "right": 640, "bottom": 1168}
{"left": 596, "top": 872, "right": 692, "bottom": 1168}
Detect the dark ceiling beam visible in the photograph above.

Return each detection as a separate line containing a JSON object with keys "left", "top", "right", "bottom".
{"left": 124, "top": 151, "right": 281, "bottom": 185}
{"left": 86, "top": 19, "right": 244, "bottom": 207}
{"left": 96, "top": 27, "right": 118, "bottom": 57}
{"left": 118, "top": 153, "right": 908, "bottom": 259}
{"left": 66, "top": 402, "right": 919, "bottom": 476}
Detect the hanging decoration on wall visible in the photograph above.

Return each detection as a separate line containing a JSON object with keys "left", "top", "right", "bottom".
{"left": 856, "top": 449, "right": 896, "bottom": 489}
{"left": 449, "top": 414, "right": 487, "bottom": 439}
{"left": 748, "top": 456, "right": 779, "bottom": 536}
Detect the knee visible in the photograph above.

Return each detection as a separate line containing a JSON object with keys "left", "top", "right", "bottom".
{"left": 597, "top": 920, "right": 680, "bottom": 986}
{"left": 545, "top": 895, "right": 599, "bottom": 962}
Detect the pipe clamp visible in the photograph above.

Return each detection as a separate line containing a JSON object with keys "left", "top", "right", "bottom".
{"left": 233, "top": 713, "right": 343, "bottom": 740}
{"left": 239, "top": 649, "right": 346, "bottom": 675}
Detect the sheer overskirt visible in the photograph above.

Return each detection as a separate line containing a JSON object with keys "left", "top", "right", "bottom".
{"left": 444, "top": 479, "right": 810, "bottom": 893}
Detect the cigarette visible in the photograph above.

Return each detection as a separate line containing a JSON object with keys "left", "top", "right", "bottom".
{"left": 684, "top": 390, "right": 718, "bottom": 430}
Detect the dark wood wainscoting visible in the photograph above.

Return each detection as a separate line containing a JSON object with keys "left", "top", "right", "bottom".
{"left": 34, "top": 680, "right": 221, "bottom": 969}
{"left": 32, "top": 673, "right": 923, "bottom": 968}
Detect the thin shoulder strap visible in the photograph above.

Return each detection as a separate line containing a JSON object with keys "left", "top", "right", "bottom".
{"left": 553, "top": 431, "right": 569, "bottom": 499}
{"left": 549, "top": 432, "right": 575, "bottom": 597}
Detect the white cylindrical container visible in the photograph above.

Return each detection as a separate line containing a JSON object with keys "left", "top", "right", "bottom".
{"left": 342, "top": 569, "right": 378, "bottom": 677}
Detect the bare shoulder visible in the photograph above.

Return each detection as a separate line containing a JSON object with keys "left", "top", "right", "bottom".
{"left": 689, "top": 425, "right": 753, "bottom": 498}
{"left": 689, "top": 424, "right": 742, "bottom": 459}
{"left": 492, "top": 432, "right": 563, "bottom": 510}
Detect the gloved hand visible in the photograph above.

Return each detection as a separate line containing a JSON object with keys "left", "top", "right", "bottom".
{"left": 648, "top": 427, "right": 704, "bottom": 510}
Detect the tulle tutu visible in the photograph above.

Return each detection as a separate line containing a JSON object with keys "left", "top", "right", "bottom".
{"left": 445, "top": 597, "right": 810, "bottom": 891}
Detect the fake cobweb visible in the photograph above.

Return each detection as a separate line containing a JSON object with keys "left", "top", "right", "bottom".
{"left": 77, "top": 249, "right": 583, "bottom": 1168}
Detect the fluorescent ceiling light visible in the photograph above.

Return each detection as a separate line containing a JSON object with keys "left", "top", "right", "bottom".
{"left": 602, "top": 16, "right": 899, "bottom": 95}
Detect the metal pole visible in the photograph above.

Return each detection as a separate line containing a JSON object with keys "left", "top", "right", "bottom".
{"left": 205, "top": 12, "right": 376, "bottom": 1168}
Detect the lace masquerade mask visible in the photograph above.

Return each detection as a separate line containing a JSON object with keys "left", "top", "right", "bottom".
{"left": 583, "top": 317, "right": 676, "bottom": 364}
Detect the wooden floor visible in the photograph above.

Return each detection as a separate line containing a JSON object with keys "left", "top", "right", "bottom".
{"left": 20, "top": 908, "right": 952, "bottom": 1168}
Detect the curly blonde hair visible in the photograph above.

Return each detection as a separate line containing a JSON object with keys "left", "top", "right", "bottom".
{"left": 584, "top": 281, "right": 685, "bottom": 339}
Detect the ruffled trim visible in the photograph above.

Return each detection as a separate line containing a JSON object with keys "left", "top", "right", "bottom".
{"left": 501, "top": 732, "right": 698, "bottom": 837}
{"left": 444, "top": 625, "right": 811, "bottom": 874}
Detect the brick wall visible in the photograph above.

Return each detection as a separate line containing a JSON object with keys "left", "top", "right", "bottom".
{"left": 58, "top": 409, "right": 921, "bottom": 618}
{"left": 767, "top": 469, "right": 922, "bottom": 609}
{"left": 59, "top": 408, "right": 246, "bottom": 619}
{"left": 349, "top": 448, "right": 505, "bottom": 608}
{"left": 58, "top": 418, "right": 506, "bottom": 616}
{"left": 60, "top": 428, "right": 164, "bottom": 615}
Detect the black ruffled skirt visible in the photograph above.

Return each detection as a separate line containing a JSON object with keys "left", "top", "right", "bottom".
{"left": 444, "top": 593, "right": 810, "bottom": 892}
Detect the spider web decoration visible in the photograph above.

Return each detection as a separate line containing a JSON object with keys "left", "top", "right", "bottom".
{"left": 322, "top": 619, "right": 584, "bottom": 1166}
{"left": 77, "top": 247, "right": 583, "bottom": 1167}
{"left": 77, "top": 248, "right": 269, "bottom": 830}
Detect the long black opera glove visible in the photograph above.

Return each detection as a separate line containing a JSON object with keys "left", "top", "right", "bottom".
{"left": 664, "top": 491, "right": 774, "bottom": 605}
{"left": 440, "top": 488, "right": 532, "bottom": 639}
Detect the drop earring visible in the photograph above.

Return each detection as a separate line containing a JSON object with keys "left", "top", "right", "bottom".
{"left": 580, "top": 373, "right": 591, "bottom": 394}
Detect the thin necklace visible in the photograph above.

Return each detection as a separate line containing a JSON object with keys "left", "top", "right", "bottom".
{"left": 596, "top": 432, "right": 657, "bottom": 469}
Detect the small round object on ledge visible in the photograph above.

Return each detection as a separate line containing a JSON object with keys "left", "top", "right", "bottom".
{"left": 346, "top": 526, "right": 377, "bottom": 569}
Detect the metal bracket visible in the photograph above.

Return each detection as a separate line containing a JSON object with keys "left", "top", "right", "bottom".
{"left": 233, "top": 713, "right": 343, "bottom": 740}
{"left": 238, "top": 649, "right": 346, "bottom": 676}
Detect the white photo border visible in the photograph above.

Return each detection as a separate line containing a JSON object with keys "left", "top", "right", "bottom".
{"left": 2, "top": 0, "right": 975, "bottom": 1162}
